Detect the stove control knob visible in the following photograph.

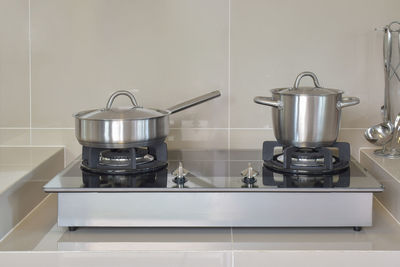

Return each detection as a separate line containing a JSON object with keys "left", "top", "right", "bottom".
{"left": 241, "top": 163, "right": 258, "bottom": 184}
{"left": 172, "top": 162, "right": 189, "bottom": 186}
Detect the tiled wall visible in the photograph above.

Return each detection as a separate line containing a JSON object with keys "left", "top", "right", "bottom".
{"left": 1, "top": 0, "right": 399, "bottom": 163}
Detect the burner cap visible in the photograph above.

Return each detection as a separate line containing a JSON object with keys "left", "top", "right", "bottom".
{"left": 99, "top": 149, "right": 154, "bottom": 167}
{"left": 276, "top": 154, "right": 336, "bottom": 168}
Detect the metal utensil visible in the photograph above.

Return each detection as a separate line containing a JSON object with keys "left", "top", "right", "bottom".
{"left": 254, "top": 71, "right": 360, "bottom": 148}
{"left": 374, "top": 113, "right": 400, "bottom": 157}
{"left": 364, "top": 121, "right": 393, "bottom": 146}
{"left": 383, "top": 26, "right": 392, "bottom": 122}
{"left": 74, "top": 90, "right": 221, "bottom": 148}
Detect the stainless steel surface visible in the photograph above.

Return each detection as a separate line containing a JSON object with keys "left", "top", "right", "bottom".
{"left": 384, "top": 25, "right": 392, "bottom": 122}
{"left": 364, "top": 121, "right": 393, "bottom": 146}
{"left": 338, "top": 97, "right": 361, "bottom": 108}
{"left": 57, "top": 192, "right": 373, "bottom": 227}
{"left": 253, "top": 96, "right": 282, "bottom": 108}
{"left": 74, "top": 90, "right": 221, "bottom": 148}
{"left": 75, "top": 115, "right": 170, "bottom": 148}
{"left": 167, "top": 90, "right": 221, "bottom": 114}
{"left": 254, "top": 72, "right": 360, "bottom": 147}
{"left": 44, "top": 149, "right": 381, "bottom": 228}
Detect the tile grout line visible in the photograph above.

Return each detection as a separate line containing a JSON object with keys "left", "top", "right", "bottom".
{"left": 0, "top": 127, "right": 370, "bottom": 131}
{"left": 230, "top": 227, "right": 234, "bottom": 267}
{"left": 227, "top": 0, "right": 231, "bottom": 179}
{"left": 28, "top": 0, "right": 32, "bottom": 144}
{"left": 227, "top": 0, "right": 231, "bottom": 148}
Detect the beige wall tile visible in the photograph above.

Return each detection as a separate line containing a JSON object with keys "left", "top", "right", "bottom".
{"left": 31, "top": 0, "right": 228, "bottom": 128}
{"left": 230, "top": 0, "right": 400, "bottom": 129}
{"left": 337, "top": 128, "right": 376, "bottom": 161}
{"left": 0, "top": 0, "right": 29, "bottom": 127}
{"left": 230, "top": 129, "right": 275, "bottom": 149}
{"left": 30, "top": 129, "right": 79, "bottom": 165}
{"left": 167, "top": 128, "right": 228, "bottom": 150}
{"left": 0, "top": 129, "right": 30, "bottom": 146}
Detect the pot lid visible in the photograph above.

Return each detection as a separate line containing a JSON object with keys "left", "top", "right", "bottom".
{"left": 273, "top": 72, "right": 343, "bottom": 96}
{"left": 74, "top": 90, "right": 169, "bottom": 121}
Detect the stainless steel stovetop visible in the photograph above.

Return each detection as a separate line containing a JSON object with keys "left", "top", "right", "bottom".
{"left": 43, "top": 149, "right": 383, "bottom": 230}
{"left": 44, "top": 149, "right": 381, "bottom": 192}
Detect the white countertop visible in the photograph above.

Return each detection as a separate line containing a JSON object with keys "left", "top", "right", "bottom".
{"left": 0, "top": 147, "right": 64, "bottom": 195}
{"left": 360, "top": 149, "right": 400, "bottom": 226}
{"left": 0, "top": 147, "right": 64, "bottom": 241}
{"left": 361, "top": 149, "right": 400, "bottom": 183}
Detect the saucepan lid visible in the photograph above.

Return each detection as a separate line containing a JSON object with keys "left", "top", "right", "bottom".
{"left": 272, "top": 72, "right": 343, "bottom": 96}
{"left": 74, "top": 90, "right": 168, "bottom": 121}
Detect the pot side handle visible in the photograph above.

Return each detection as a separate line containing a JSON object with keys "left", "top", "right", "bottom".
{"left": 254, "top": 96, "right": 282, "bottom": 108}
{"left": 337, "top": 97, "right": 360, "bottom": 109}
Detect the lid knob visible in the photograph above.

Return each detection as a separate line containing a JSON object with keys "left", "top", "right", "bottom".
{"left": 106, "top": 90, "right": 138, "bottom": 110}
{"left": 292, "top": 71, "right": 321, "bottom": 90}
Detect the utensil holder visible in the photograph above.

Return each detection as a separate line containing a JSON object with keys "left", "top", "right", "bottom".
{"left": 374, "top": 22, "right": 400, "bottom": 157}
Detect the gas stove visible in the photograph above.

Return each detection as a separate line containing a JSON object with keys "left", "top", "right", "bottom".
{"left": 44, "top": 146, "right": 383, "bottom": 231}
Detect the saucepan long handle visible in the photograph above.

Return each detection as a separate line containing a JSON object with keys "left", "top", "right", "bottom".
{"left": 167, "top": 90, "right": 221, "bottom": 114}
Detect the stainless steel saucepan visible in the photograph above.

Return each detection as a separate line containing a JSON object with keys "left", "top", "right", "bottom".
{"left": 74, "top": 90, "right": 221, "bottom": 148}
{"left": 254, "top": 72, "right": 360, "bottom": 148}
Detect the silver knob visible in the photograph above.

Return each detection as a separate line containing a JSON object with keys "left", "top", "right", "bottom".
{"left": 172, "top": 162, "right": 189, "bottom": 178}
{"left": 241, "top": 163, "right": 258, "bottom": 179}
{"left": 241, "top": 163, "right": 258, "bottom": 184}
{"left": 172, "top": 162, "right": 189, "bottom": 185}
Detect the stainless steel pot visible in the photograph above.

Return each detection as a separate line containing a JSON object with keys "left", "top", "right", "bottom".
{"left": 254, "top": 72, "right": 360, "bottom": 148}
{"left": 74, "top": 90, "right": 221, "bottom": 148}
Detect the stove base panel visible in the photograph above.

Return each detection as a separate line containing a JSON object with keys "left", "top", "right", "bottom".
{"left": 58, "top": 192, "right": 373, "bottom": 227}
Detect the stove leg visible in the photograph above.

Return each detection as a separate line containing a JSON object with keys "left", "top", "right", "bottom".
{"left": 68, "top": 226, "right": 78, "bottom": 231}
{"left": 353, "top": 226, "right": 362, "bottom": 231}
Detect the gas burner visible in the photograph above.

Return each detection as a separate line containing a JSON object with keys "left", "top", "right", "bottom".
{"left": 262, "top": 141, "right": 350, "bottom": 175}
{"left": 82, "top": 168, "right": 168, "bottom": 188}
{"left": 99, "top": 149, "right": 154, "bottom": 167}
{"left": 81, "top": 142, "right": 168, "bottom": 175}
{"left": 263, "top": 167, "right": 350, "bottom": 188}
{"left": 276, "top": 154, "right": 337, "bottom": 168}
